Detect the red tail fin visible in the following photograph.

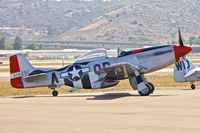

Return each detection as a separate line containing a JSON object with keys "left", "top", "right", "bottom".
{"left": 9, "top": 55, "right": 24, "bottom": 88}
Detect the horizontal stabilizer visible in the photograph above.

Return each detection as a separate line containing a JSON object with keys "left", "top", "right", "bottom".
{"left": 184, "top": 67, "right": 200, "bottom": 78}
{"left": 24, "top": 70, "right": 48, "bottom": 82}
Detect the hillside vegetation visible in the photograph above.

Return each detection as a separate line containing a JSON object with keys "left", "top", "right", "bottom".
{"left": 60, "top": 0, "right": 200, "bottom": 43}
{"left": 0, "top": 0, "right": 200, "bottom": 44}
{"left": 0, "top": 0, "right": 128, "bottom": 40}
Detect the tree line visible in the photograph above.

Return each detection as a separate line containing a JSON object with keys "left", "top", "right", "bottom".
{"left": 0, "top": 36, "right": 42, "bottom": 50}
{"left": 1, "top": 35, "right": 200, "bottom": 50}
{"left": 189, "top": 36, "right": 200, "bottom": 45}
{"left": 0, "top": 36, "right": 22, "bottom": 50}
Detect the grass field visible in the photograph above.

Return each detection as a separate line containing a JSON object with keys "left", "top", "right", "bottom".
{"left": 1, "top": 55, "right": 200, "bottom": 96}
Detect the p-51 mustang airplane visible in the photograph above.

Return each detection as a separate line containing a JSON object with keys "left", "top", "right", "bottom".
{"left": 10, "top": 29, "right": 192, "bottom": 96}
{"left": 174, "top": 56, "right": 200, "bottom": 89}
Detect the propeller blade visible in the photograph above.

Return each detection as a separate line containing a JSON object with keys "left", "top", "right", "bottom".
{"left": 178, "top": 28, "right": 184, "bottom": 47}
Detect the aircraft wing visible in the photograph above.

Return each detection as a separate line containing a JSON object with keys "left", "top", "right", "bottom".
{"left": 184, "top": 67, "right": 200, "bottom": 78}
{"left": 98, "top": 62, "right": 140, "bottom": 80}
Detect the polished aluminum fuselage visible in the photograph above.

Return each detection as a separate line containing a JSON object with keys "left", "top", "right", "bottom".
{"left": 22, "top": 45, "right": 176, "bottom": 89}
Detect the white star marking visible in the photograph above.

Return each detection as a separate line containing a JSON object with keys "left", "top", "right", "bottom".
{"left": 70, "top": 66, "right": 80, "bottom": 79}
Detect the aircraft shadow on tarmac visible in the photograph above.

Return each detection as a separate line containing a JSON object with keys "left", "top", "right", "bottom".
{"left": 12, "top": 93, "right": 132, "bottom": 100}
{"left": 86, "top": 92, "right": 135, "bottom": 100}
{"left": 12, "top": 92, "right": 175, "bottom": 100}
{"left": 86, "top": 93, "right": 175, "bottom": 100}
{"left": 12, "top": 96, "right": 36, "bottom": 99}
{"left": 12, "top": 92, "right": 135, "bottom": 100}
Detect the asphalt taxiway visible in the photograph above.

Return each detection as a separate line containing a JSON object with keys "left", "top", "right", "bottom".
{"left": 0, "top": 89, "right": 200, "bottom": 133}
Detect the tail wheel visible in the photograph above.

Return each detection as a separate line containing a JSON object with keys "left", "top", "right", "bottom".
{"left": 147, "top": 82, "right": 155, "bottom": 94}
{"left": 191, "top": 84, "right": 196, "bottom": 90}
{"left": 52, "top": 90, "right": 58, "bottom": 97}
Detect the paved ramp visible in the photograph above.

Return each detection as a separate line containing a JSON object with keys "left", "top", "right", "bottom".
{"left": 0, "top": 89, "right": 200, "bottom": 133}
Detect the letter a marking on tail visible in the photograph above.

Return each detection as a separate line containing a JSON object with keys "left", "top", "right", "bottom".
{"left": 51, "top": 72, "right": 59, "bottom": 84}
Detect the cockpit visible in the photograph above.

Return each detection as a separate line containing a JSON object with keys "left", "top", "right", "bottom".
{"left": 75, "top": 48, "right": 108, "bottom": 63}
{"left": 74, "top": 48, "right": 129, "bottom": 63}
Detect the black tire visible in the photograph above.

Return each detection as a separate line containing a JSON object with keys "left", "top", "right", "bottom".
{"left": 191, "top": 84, "right": 196, "bottom": 90}
{"left": 138, "top": 87, "right": 151, "bottom": 96}
{"left": 147, "top": 82, "right": 155, "bottom": 94}
{"left": 52, "top": 90, "right": 58, "bottom": 97}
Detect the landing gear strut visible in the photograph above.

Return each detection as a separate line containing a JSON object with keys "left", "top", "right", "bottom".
{"left": 138, "top": 82, "right": 154, "bottom": 96}
{"left": 191, "top": 84, "right": 196, "bottom": 90}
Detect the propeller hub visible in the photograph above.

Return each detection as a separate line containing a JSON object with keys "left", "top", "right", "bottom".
{"left": 173, "top": 45, "right": 192, "bottom": 62}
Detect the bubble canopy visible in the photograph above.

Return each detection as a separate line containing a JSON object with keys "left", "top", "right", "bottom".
{"left": 75, "top": 48, "right": 108, "bottom": 63}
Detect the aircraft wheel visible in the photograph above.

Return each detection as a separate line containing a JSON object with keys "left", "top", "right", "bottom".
{"left": 52, "top": 90, "right": 58, "bottom": 97}
{"left": 147, "top": 82, "right": 155, "bottom": 94}
{"left": 138, "top": 86, "right": 151, "bottom": 96}
{"left": 191, "top": 84, "right": 196, "bottom": 90}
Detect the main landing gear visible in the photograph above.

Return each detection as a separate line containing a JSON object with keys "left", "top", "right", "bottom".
{"left": 138, "top": 82, "right": 155, "bottom": 96}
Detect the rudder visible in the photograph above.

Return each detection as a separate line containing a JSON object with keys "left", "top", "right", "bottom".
{"left": 9, "top": 53, "right": 34, "bottom": 88}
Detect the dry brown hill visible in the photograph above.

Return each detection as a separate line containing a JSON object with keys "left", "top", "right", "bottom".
{"left": 0, "top": 0, "right": 126, "bottom": 40}
{"left": 59, "top": 0, "right": 200, "bottom": 44}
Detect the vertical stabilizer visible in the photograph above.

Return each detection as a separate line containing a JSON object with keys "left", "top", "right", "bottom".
{"left": 9, "top": 54, "right": 34, "bottom": 88}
